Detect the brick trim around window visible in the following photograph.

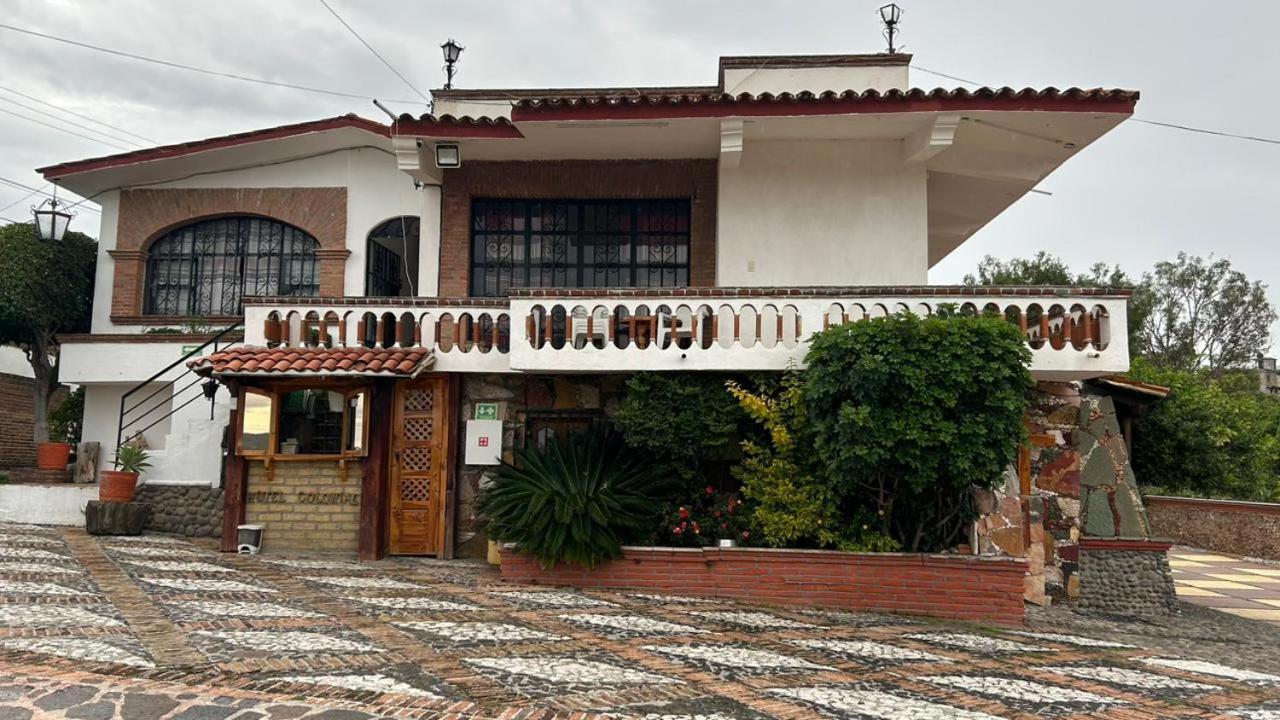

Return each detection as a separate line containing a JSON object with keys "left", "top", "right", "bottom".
{"left": 439, "top": 160, "right": 717, "bottom": 297}
{"left": 110, "top": 188, "right": 350, "bottom": 318}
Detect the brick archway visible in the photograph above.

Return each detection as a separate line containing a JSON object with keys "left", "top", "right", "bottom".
{"left": 109, "top": 188, "right": 350, "bottom": 319}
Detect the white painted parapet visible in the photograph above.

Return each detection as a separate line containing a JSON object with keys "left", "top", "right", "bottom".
{"left": 241, "top": 287, "right": 1131, "bottom": 381}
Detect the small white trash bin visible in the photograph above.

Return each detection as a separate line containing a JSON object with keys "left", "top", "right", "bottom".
{"left": 237, "top": 524, "right": 264, "bottom": 554}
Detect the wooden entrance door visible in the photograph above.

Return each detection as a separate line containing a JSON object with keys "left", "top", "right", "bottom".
{"left": 389, "top": 376, "right": 450, "bottom": 555}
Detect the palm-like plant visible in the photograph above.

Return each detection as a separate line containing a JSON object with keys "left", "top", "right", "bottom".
{"left": 478, "top": 427, "right": 668, "bottom": 569}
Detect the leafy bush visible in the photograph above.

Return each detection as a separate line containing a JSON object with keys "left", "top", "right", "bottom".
{"left": 614, "top": 372, "right": 743, "bottom": 487}
{"left": 1130, "top": 360, "right": 1280, "bottom": 502}
{"left": 803, "top": 313, "right": 1032, "bottom": 552}
{"left": 478, "top": 427, "right": 670, "bottom": 568}
{"left": 728, "top": 373, "right": 897, "bottom": 552}
{"left": 661, "top": 486, "right": 750, "bottom": 546}
{"left": 49, "top": 387, "right": 85, "bottom": 445}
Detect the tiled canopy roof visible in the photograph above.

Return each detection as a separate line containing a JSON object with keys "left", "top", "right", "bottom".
{"left": 190, "top": 346, "right": 433, "bottom": 378}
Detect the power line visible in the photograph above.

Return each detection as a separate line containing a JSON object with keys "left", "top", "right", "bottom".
{"left": 0, "top": 83, "right": 157, "bottom": 144}
{"left": 0, "top": 22, "right": 430, "bottom": 106}
{"left": 0, "top": 105, "right": 132, "bottom": 151}
{"left": 318, "top": 0, "right": 431, "bottom": 103}
{"left": 910, "top": 64, "right": 1280, "bottom": 148}
{"left": 0, "top": 95, "right": 145, "bottom": 148}
{"left": 0, "top": 176, "right": 101, "bottom": 214}
{"left": 0, "top": 186, "right": 46, "bottom": 214}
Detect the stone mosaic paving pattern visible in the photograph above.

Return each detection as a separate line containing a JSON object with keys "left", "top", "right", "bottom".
{"left": 2, "top": 523, "right": 1280, "bottom": 719}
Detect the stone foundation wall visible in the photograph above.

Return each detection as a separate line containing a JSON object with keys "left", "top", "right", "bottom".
{"left": 454, "top": 374, "right": 628, "bottom": 558}
{"left": 1078, "top": 541, "right": 1179, "bottom": 616}
{"left": 135, "top": 484, "right": 223, "bottom": 537}
{"left": 1146, "top": 496, "right": 1280, "bottom": 561}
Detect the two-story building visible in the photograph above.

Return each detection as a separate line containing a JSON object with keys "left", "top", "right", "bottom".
{"left": 40, "top": 52, "right": 1138, "bottom": 563}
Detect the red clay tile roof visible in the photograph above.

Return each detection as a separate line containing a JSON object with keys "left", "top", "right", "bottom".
{"left": 190, "top": 346, "right": 433, "bottom": 378}
{"left": 39, "top": 114, "right": 389, "bottom": 178}
{"left": 500, "top": 86, "right": 1139, "bottom": 121}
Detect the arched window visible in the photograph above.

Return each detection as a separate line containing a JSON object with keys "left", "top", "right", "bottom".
{"left": 145, "top": 216, "right": 320, "bottom": 316}
{"left": 365, "top": 216, "right": 420, "bottom": 297}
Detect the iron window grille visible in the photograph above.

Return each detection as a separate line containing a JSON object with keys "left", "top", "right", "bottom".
{"left": 523, "top": 410, "right": 603, "bottom": 451}
{"left": 470, "top": 199, "right": 691, "bottom": 297}
{"left": 145, "top": 216, "right": 319, "bottom": 316}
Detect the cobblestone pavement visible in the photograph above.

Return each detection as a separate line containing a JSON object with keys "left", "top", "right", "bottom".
{"left": 1170, "top": 547, "right": 1280, "bottom": 626}
{"left": 3, "top": 524, "right": 1280, "bottom": 719}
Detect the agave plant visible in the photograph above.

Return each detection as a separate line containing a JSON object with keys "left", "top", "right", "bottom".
{"left": 478, "top": 427, "right": 668, "bottom": 569}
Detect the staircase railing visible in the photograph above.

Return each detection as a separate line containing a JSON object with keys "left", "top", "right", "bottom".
{"left": 115, "top": 322, "right": 242, "bottom": 464}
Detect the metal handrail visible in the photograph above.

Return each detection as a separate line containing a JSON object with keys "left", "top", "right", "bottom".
{"left": 115, "top": 321, "right": 241, "bottom": 461}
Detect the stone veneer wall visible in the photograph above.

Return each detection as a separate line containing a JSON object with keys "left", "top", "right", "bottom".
{"left": 1078, "top": 541, "right": 1180, "bottom": 616}
{"left": 1146, "top": 496, "right": 1280, "bottom": 561}
{"left": 135, "top": 484, "right": 224, "bottom": 537}
{"left": 975, "top": 382, "right": 1159, "bottom": 604}
{"left": 454, "top": 374, "right": 629, "bottom": 558}
{"left": 243, "top": 460, "right": 363, "bottom": 554}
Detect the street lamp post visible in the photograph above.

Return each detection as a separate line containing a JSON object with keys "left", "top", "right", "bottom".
{"left": 441, "top": 39, "right": 464, "bottom": 90}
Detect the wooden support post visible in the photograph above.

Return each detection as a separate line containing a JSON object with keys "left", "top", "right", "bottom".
{"left": 441, "top": 373, "right": 461, "bottom": 560}
{"left": 221, "top": 382, "right": 249, "bottom": 553}
{"left": 359, "top": 379, "right": 395, "bottom": 561}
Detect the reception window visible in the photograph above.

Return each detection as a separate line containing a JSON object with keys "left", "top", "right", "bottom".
{"left": 238, "top": 386, "right": 370, "bottom": 459}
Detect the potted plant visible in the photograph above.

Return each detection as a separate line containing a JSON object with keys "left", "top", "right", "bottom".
{"left": 37, "top": 389, "right": 84, "bottom": 472}
{"left": 100, "top": 444, "right": 151, "bottom": 503}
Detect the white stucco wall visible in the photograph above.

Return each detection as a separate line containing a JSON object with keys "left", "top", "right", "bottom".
{"left": 716, "top": 138, "right": 928, "bottom": 287}
{"left": 721, "top": 65, "right": 909, "bottom": 94}
{"left": 0, "top": 484, "right": 98, "bottom": 526}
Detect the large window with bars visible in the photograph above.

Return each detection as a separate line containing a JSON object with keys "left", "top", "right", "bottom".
{"left": 145, "top": 216, "right": 320, "bottom": 316}
{"left": 470, "top": 199, "right": 691, "bottom": 297}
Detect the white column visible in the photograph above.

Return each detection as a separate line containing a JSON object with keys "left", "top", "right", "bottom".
{"left": 417, "top": 184, "right": 442, "bottom": 297}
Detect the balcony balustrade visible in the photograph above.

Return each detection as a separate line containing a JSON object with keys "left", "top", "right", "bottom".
{"left": 242, "top": 287, "right": 1130, "bottom": 380}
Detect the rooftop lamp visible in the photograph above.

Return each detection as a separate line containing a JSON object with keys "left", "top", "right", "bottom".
{"left": 441, "top": 38, "right": 464, "bottom": 90}
{"left": 879, "top": 3, "right": 903, "bottom": 54}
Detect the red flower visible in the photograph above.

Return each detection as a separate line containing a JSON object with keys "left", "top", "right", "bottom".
{"left": 692, "top": 522, "right": 701, "bottom": 535}
{"left": 673, "top": 526, "right": 683, "bottom": 535}
{"left": 740, "top": 530, "right": 750, "bottom": 539}
{"left": 720, "top": 522, "right": 728, "bottom": 530}
{"left": 712, "top": 511, "right": 721, "bottom": 519}
{"left": 680, "top": 521, "right": 688, "bottom": 530}
{"left": 678, "top": 507, "right": 690, "bottom": 519}
{"left": 705, "top": 485, "right": 715, "bottom": 495}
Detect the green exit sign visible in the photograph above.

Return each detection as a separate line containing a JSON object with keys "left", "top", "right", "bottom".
{"left": 181, "top": 345, "right": 202, "bottom": 355}
{"left": 474, "top": 403, "right": 499, "bottom": 420}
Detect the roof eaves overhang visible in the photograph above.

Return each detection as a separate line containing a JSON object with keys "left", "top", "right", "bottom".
{"left": 38, "top": 114, "right": 390, "bottom": 180}
{"left": 507, "top": 87, "right": 1139, "bottom": 123}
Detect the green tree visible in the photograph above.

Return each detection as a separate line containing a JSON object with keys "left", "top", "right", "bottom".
{"left": 964, "top": 251, "right": 1148, "bottom": 355}
{"left": 1135, "top": 253, "right": 1276, "bottom": 372}
{"left": 1129, "top": 360, "right": 1280, "bottom": 502}
{"left": 0, "top": 222, "right": 97, "bottom": 443}
{"left": 802, "top": 313, "right": 1032, "bottom": 552}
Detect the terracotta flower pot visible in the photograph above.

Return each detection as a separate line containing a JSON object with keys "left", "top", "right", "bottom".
{"left": 36, "top": 442, "right": 72, "bottom": 470}
{"left": 99, "top": 470, "right": 139, "bottom": 503}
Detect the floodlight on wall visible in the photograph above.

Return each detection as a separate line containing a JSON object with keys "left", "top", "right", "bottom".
{"left": 435, "top": 143, "right": 461, "bottom": 168}
{"left": 31, "top": 197, "right": 72, "bottom": 242}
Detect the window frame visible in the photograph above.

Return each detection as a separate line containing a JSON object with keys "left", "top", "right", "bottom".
{"left": 237, "top": 383, "right": 371, "bottom": 461}
{"left": 144, "top": 215, "right": 320, "bottom": 316}
{"left": 469, "top": 198, "right": 692, "bottom": 297}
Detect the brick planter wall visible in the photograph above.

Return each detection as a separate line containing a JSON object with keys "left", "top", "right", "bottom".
{"left": 1146, "top": 495, "right": 1280, "bottom": 561}
{"left": 500, "top": 546, "right": 1029, "bottom": 625}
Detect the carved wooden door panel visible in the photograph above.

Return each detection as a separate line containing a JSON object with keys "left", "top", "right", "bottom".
{"left": 389, "top": 376, "right": 448, "bottom": 555}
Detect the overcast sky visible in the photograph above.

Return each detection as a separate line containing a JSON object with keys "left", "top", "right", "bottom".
{"left": 2, "top": 0, "right": 1277, "bottom": 346}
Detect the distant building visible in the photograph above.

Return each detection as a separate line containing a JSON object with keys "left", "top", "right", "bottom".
{"left": 1260, "top": 356, "right": 1280, "bottom": 394}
